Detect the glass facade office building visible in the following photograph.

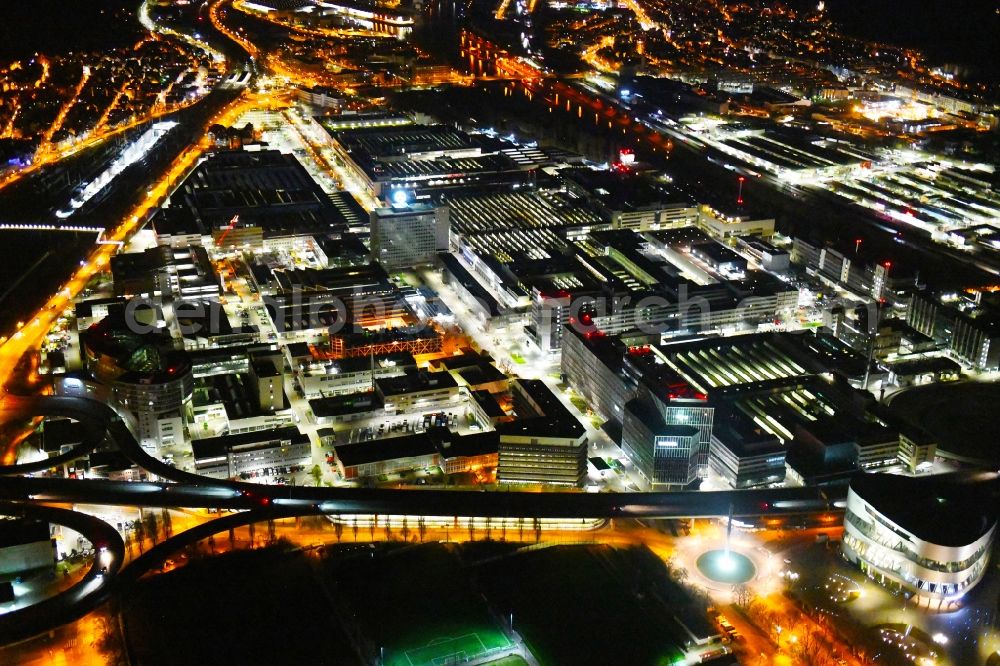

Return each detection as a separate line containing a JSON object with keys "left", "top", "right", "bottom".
{"left": 622, "top": 396, "right": 706, "bottom": 489}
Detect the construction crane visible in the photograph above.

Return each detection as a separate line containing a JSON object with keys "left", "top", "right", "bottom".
{"left": 215, "top": 214, "right": 240, "bottom": 248}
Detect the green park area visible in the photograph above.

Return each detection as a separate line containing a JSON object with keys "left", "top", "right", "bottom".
{"left": 568, "top": 394, "right": 589, "bottom": 413}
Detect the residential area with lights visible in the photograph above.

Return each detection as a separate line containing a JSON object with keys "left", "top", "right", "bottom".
{"left": 0, "top": 0, "right": 998, "bottom": 664}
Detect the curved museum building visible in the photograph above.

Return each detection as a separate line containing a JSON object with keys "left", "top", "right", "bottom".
{"left": 842, "top": 473, "right": 996, "bottom": 604}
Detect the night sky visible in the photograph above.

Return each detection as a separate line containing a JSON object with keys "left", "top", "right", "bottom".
{"left": 797, "top": 0, "right": 1000, "bottom": 82}
{"left": 1, "top": 0, "right": 996, "bottom": 80}
{"left": 0, "top": 0, "right": 142, "bottom": 61}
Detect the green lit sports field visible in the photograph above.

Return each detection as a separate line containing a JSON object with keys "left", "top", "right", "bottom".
{"left": 324, "top": 544, "right": 515, "bottom": 666}
{"left": 397, "top": 631, "right": 513, "bottom": 666}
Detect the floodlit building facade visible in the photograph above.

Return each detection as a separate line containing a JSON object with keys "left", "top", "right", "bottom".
{"left": 497, "top": 379, "right": 588, "bottom": 486}
{"left": 370, "top": 202, "right": 450, "bottom": 270}
{"left": 0, "top": 520, "right": 55, "bottom": 576}
{"left": 192, "top": 426, "right": 311, "bottom": 480}
{"left": 622, "top": 397, "right": 702, "bottom": 489}
{"left": 842, "top": 474, "right": 996, "bottom": 606}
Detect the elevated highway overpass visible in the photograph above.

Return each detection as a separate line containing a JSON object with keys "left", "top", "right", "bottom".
{"left": 0, "top": 394, "right": 856, "bottom": 519}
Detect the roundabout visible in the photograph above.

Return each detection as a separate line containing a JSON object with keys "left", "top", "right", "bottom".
{"left": 695, "top": 549, "right": 756, "bottom": 585}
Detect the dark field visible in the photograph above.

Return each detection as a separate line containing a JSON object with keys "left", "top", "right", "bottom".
{"left": 889, "top": 381, "right": 1000, "bottom": 463}
{"left": 475, "top": 544, "right": 688, "bottom": 666}
{"left": 122, "top": 545, "right": 359, "bottom": 665}
{"left": 120, "top": 539, "right": 708, "bottom": 666}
